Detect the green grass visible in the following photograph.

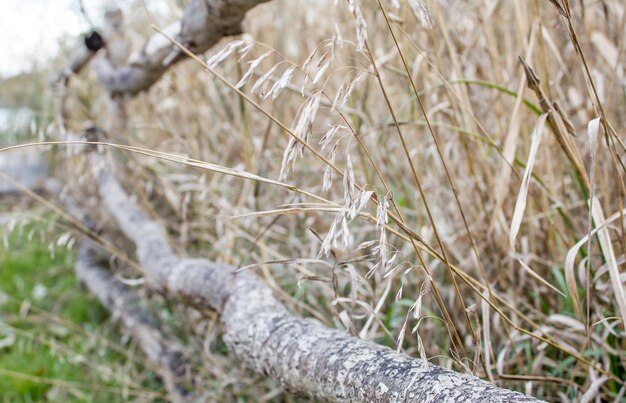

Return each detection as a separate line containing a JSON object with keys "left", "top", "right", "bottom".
{"left": 0, "top": 217, "right": 164, "bottom": 402}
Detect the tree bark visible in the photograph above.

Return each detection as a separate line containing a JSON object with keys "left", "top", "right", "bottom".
{"left": 89, "top": 0, "right": 270, "bottom": 96}
{"left": 59, "top": 1, "right": 542, "bottom": 400}
{"left": 75, "top": 241, "right": 194, "bottom": 402}
{"left": 85, "top": 152, "right": 542, "bottom": 402}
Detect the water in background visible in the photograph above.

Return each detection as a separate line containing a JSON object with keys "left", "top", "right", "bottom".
{"left": 0, "top": 107, "right": 34, "bottom": 142}
{"left": 0, "top": 107, "right": 49, "bottom": 194}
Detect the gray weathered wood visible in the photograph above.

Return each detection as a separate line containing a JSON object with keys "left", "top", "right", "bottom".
{"left": 75, "top": 240, "right": 193, "bottom": 402}
{"left": 87, "top": 152, "right": 542, "bottom": 402}
{"left": 89, "top": 0, "right": 269, "bottom": 96}
{"left": 61, "top": 0, "right": 542, "bottom": 400}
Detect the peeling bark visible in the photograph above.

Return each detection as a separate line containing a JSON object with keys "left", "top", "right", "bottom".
{"left": 86, "top": 153, "right": 542, "bottom": 402}
{"left": 75, "top": 241, "right": 194, "bottom": 403}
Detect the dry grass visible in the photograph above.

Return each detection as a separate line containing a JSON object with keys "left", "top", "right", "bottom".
{"left": 6, "top": 0, "right": 626, "bottom": 400}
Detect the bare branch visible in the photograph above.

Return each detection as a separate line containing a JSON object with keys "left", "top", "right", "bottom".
{"left": 86, "top": 152, "right": 542, "bottom": 402}
{"left": 90, "top": 0, "right": 270, "bottom": 96}
{"left": 75, "top": 240, "right": 194, "bottom": 403}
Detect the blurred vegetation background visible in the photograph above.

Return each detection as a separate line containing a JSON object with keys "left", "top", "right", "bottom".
{"left": 1, "top": 0, "right": 626, "bottom": 401}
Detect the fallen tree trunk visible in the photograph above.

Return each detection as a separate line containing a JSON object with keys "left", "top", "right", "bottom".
{"left": 84, "top": 152, "right": 541, "bottom": 402}
{"left": 75, "top": 241, "right": 194, "bottom": 402}
{"left": 58, "top": 1, "right": 541, "bottom": 400}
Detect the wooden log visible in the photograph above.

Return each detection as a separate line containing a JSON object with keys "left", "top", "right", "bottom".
{"left": 87, "top": 152, "right": 542, "bottom": 402}
{"left": 75, "top": 240, "right": 194, "bottom": 403}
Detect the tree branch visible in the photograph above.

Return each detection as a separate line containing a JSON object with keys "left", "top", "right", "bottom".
{"left": 90, "top": 0, "right": 270, "bottom": 96}
{"left": 75, "top": 240, "right": 194, "bottom": 402}
{"left": 86, "top": 152, "right": 542, "bottom": 402}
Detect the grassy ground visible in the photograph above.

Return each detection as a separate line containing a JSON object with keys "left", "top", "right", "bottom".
{"left": 0, "top": 210, "right": 166, "bottom": 401}
{"left": 2, "top": 0, "right": 626, "bottom": 400}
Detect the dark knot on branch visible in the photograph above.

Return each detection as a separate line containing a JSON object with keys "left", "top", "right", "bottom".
{"left": 84, "top": 31, "right": 105, "bottom": 52}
